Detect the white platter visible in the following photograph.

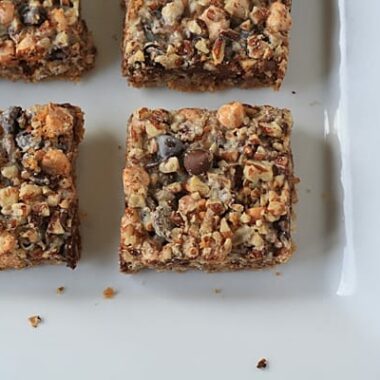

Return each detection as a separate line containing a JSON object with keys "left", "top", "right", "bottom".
{"left": 1, "top": 0, "right": 380, "bottom": 378}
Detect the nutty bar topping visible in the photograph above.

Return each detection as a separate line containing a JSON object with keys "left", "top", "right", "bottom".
{"left": 0, "top": 104, "right": 83, "bottom": 269}
{"left": 120, "top": 102, "right": 296, "bottom": 272}
{"left": 123, "top": 0, "right": 292, "bottom": 89}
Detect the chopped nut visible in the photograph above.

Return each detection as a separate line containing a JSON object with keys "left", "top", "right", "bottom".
{"left": 47, "top": 193, "right": 61, "bottom": 207}
{"left": 247, "top": 207, "right": 265, "bottom": 220}
{"left": 145, "top": 120, "right": 166, "bottom": 138}
{"left": 267, "top": 194, "right": 287, "bottom": 221}
{"left": 1, "top": 165, "right": 18, "bottom": 180}
{"left": 47, "top": 214, "right": 65, "bottom": 235}
{"left": 267, "top": 2, "right": 292, "bottom": 33}
{"left": 186, "top": 176, "right": 210, "bottom": 196}
{"left": 123, "top": 166, "right": 150, "bottom": 207}
{"left": 212, "top": 37, "right": 225, "bottom": 65}
{"left": 220, "top": 218, "right": 231, "bottom": 236}
{"left": 128, "top": 49, "right": 145, "bottom": 65}
{"left": 0, "top": 232, "right": 17, "bottom": 256}
{"left": 28, "top": 316, "right": 42, "bottom": 328}
{"left": 244, "top": 161, "right": 273, "bottom": 184}
{"left": 206, "top": 199, "right": 225, "bottom": 215}
{"left": 187, "top": 20, "right": 202, "bottom": 35}
{"left": 250, "top": 6, "right": 268, "bottom": 24}
{"left": 162, "top": 0, "right": 185, "bottom": 25}
{"left": 195, "top": 39, "right": 210, "bottom": 54}
{"left": 19, "top": 184, "right": 42, "bottom": 203}
{"left": 247, "top": 35, "right": 270, "bottom": 59}
{"left": 51, "top": 8, "right": 68, "bottom": 31}
{"left": 183, "top": 242, "right": 199, "bottom": 259}
{"left": 0, "top": 40, "right": 15, "bottom": 64}
{"left": 54, "top": 31, "right": 69, "bottom": 47}
{"left": 261, "top": 121, "right": 283, "bottom": 137}
{"left": 240, "top": 213, "right": 251, "bottom": 224}
{"left": 43, "top": 106, "right": 75, "bottom": 138}
{"left": 251, "top": 232, "right": 264, "bottom": 249}
{"left": 128, "top": 193, "right": 146, "bottom": 208}
{"left": 0, "top": 2, "right": 15, "bottom": 25}
{"left": 224, "top": 0, "right": 250, "bottom": 19}
{"left": 154, "top": 53, "right": 182, "bottom": 69}
{"left": 41, "top": 149, "right": 71, "bottom": 176}
{"left": 0, "top": 187, "right": 19, "bottom": 208}
{"left": 199, "top": 6, "right": 230, "bottom": 41}
{"left": 7, "top": 203, "right": 31, "bottom": 219}
{"left": 178, "top": 195, "right": 198, "bottom": 214}
{"left": 166, "top": 182, "right": 182, "bottom": 193}
{"left": 217, "top": 102, "right": 246, "bottom": 129}
{"left": 159, "top": 157, "right": 180, "bottom": 173}
{"left": 16, "top": 35, "right": 36, "bottom": 57}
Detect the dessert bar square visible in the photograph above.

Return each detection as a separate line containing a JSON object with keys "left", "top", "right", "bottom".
{"left": 120, "top": 102, "right": 296, "bottom": 273}
{"left": 122, "top": 0, "right": 292, "bottom": 91}
{"left": 0, "top": 0, "right": 96, "bottom": 81}
{"left": 0, "top": 103, "right": 84, "bottom": 269}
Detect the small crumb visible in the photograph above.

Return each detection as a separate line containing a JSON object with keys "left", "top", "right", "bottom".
{"left": 103, "top": 287, "right": 116, "bottom": 299}
{"left": 275, "top": 271, "right": 282, "bottom": 277}
{"left": 306, "top": 188, "right": 312, "bottom": 193}
{"left": 117, "top": 144, "right": 122, "bottom": 150}
{"left": 257, "top": 358, "right": 268, "bottom": 369}
{"left": 28, "top": 315, "right": 42, "bottom": 328}
{"left": 291, "top": 90, "right": 296, "bottom": 94}
{"left": 214, "top": 288, "right": 222, "bottom": 294}
{"left": 56, "top": 286, "right": 65, "bottom": 295}
{"left": 112, "top": 33, "right": 118, "bottom": 42}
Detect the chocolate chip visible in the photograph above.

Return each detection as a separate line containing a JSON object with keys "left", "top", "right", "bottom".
{"left": 57, "top": 135, "right": 70, "bottom": 152}
{"left": 156, "top": 134, "right": 185, "bottom": 160}
{"left": 19, "top": 238, "right": 34, "bottom": 251}
{"left": 184, "top": 149, "right": 212, "bottom": 176}
{"left": 48, "top": 48, "right": 68, "bottom": 61}
{"left": 144, "top": 43, "right": 164, "bottom": 61}
{"left": 19, "top": 5, "right": 47, "bottom": 27}
{"left": 31, "top": 173, "right": 50, "bottom": 186}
